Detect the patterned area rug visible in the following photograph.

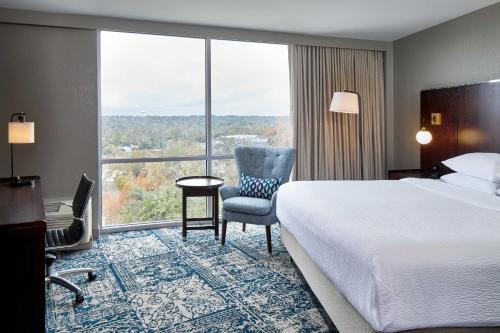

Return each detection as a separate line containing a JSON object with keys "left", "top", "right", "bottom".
{"left": 46, "top": 224, "right": 336, "bottom": 332}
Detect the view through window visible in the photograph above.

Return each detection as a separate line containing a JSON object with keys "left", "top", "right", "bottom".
{"left": 101, "top": 31, "right": 290, "bottom": 226}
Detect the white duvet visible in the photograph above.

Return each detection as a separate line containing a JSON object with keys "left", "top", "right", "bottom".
{"left": 276, "top": 178, "right": 500, "bottom": 332}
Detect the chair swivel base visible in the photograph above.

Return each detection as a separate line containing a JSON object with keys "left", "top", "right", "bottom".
{"left": 46, "top": 268, "right": 97, "bottom": 304}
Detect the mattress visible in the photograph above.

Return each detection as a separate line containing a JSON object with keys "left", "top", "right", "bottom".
{"left": 276, "top": 178, "right": 500, "bottom": 332}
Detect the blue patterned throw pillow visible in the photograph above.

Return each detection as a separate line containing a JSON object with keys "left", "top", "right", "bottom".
{"left": 239, "top": 173, "right": 282, "bottom": 200}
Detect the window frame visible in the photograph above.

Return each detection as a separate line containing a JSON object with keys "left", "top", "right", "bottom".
{"left": 98, "top": 32, "right": 288, "bottom": 232}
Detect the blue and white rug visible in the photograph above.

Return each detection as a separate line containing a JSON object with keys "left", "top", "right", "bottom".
{"left": 46, "top": 224, "right": 336, "bottom": 332}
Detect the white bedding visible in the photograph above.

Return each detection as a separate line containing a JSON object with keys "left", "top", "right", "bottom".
{"left": 276, "top": 178, "right": 500, "bottom": 332}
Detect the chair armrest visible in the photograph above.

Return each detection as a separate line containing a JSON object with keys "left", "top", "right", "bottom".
{"left": 73, "top": 216, "right": 85, "bottom": 223}
{"left": 51, "top": 202, "right": 73, "bottom": 208}
{"left": 219, "top": 185, "right": 240, "bottom": 201}
{"left": 72, "top": 217, "right": 86, "bottom": 243}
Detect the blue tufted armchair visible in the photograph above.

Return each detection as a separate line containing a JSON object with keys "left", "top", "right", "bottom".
{"left": 220, "top": 146, "right": 295, "bottom": 253}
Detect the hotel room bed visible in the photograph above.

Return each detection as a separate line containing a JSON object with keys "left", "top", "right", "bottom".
{"left": 276, "top": 178, "right": 500, "bottom": 333}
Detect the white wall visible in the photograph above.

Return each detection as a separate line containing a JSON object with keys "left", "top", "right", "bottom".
{"left": 393, "top": 2, "right": 500, "bottom": 169}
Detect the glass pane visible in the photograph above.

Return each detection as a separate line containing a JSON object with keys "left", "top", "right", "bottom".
{"left": 102, "top": 161, "right": 206, "bottom": 226}
{"left": 101, "top": 31, "right": 206, "bottom": 158}
{"left": 212, "top": 159, "right": 238, "bottom": 215}
{"left": 212, "top": 159, "right": 238, "bottom": 185}
{"left": 211, "top": 40, "right": 291, "bottom": 155}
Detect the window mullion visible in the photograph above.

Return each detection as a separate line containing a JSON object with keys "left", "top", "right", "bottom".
{"left": 205, "top": 38, "right": 212, "bottom": 176}
{"left": 205, "top": 39, "right": 212, "bottom": 216}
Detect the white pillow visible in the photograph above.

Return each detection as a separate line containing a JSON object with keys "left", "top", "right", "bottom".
{"left": 441, "top": 173, "right": 500, "bottom": 195}
{"left": 442, "top": 153, "right": 500, "bottom": 182}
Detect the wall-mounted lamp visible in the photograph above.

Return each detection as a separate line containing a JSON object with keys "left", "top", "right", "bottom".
{"left": 8, "top": 112, "right": 35, "bottom": 186}
{"left": 416, "top": 127, "right": 432, "bottom": 145}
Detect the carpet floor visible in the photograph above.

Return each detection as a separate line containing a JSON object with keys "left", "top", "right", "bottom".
{"left": 46, "top": 223, "right": 336, "bottom": 332}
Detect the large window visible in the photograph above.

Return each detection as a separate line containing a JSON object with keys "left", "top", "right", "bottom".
{"left": 211, "top": 40, "right": 291, "bottom": 155}
{"left": 101, "top": 31, "right": 290, "bottom": 227}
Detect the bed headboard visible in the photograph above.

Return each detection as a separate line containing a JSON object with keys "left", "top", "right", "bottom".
{"left": 420, "top": 80, "right": 500, "bottom": 171}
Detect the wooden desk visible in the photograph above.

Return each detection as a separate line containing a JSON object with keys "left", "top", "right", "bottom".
{"left": 0, "top": 176, "right": 46, "bottom": 333}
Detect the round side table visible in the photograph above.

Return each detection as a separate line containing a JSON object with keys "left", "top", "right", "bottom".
{"left": 175, "top": 176, "right": 224, "bottom": 240}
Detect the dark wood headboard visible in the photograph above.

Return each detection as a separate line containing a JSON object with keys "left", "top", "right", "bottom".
{"left": 420, "top": 80, "right": 500, "bottom": 171}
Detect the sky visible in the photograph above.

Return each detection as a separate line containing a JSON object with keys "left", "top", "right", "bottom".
{"left": 100, "top": 31, "right": 290, "bottom": 117}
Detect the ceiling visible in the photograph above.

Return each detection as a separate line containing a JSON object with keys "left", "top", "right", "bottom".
{"left": 0, "top": 0, "right": 498, "bottom": 41}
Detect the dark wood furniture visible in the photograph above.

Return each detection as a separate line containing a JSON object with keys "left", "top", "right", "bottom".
{"left": 0, "top": 176, "right": 46, "bottom": 333}
{"left": 387, "top": 169, "right": 431, "bottom": 180}
{"left": 420, "top": 80, "right": 500, "bottom": 170}
{"left": 420, "top": 87, "right": 458, "bottom": 171}
{"left": 175, "top": 176, "right": 224, "bottom": 240}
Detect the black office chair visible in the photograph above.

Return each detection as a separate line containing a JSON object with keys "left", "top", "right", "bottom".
{"left": 45, "top": 174, "right": 97, "bottom": 303}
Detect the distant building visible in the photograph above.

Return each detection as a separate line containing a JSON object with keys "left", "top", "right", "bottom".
{"left": 220, "top": 135, "right": 268, "bottom": 147}
{"left": 103, "top": 169, "right": 126, "bottom": 183}
{"left": 118, "top": 144, "right": 138, "bottom": 152}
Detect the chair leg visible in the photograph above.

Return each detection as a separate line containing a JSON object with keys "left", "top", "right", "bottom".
{"left": 242, "top": 223, "right": 246, "bottom": 232}
{"left": 57, "top": 267, "right": 94, "bottom": 276}
{"left": 57, "top": 268, "right": 97, "bottom": 281}
{"left": 221, "top": 219, "right": 227, "bottom": 246}
{"left": 265, "top": 225, "right": 272, "bottom": 254}
{"left": 48, "top": 275, "right": 84, "bottom": 303}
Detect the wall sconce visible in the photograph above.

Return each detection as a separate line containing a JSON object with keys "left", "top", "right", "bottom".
{"left": 416, "top": 127, "right": 432, "bottom": 145}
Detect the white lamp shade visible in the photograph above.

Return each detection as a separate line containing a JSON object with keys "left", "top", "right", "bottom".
{"left": 8, "top": 122, "right": 35, "bottom": 144}
{"left": 329, "top": 92, "right": 359, "bottom": 114}
{"left": 416, "top": 127, "right": 432, "bottom": 145}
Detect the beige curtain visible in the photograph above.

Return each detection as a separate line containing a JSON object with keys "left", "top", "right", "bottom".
{"left": 289, "top": 45, "right": 385, "bottom": 180}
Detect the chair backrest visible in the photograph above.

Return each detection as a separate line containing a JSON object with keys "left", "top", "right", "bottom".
{"left": 234, "top": 146, "right": 296, "bottom": 184}
{"left": 72, "top": 174, "right": 94, "bottom": 219}
{"left": 66, "top": 174, "right": 94, "bottom": 245}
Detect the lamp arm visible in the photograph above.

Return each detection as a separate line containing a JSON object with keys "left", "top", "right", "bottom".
{"left": 10, "top": 144, "right": 13, "bottom": 179}
{"left": 10, "top": 112, "right": 26, "bottom": 122}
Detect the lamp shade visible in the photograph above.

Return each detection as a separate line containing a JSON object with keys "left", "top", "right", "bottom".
{"left": 329, "top": 92, "right": 359, "bottom": 114}
{"left": 416, "top": 127, "right": 432, "bottom": 145}
{"left": 8, "top": 121, "right": 35, "bottom": 144}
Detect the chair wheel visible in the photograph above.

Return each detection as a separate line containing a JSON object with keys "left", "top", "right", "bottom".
{"left": 88, "top": 272, "right": 97, "bottom": 281}
{"left": 75, "top": 293, "right": 84, "bottom": 304}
